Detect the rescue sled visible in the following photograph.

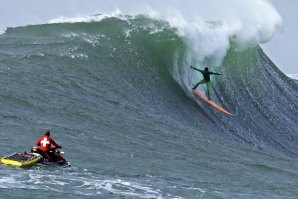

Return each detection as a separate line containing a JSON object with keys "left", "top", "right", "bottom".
{"left": 0, "top": 152, "right": 41, "bottom": 167}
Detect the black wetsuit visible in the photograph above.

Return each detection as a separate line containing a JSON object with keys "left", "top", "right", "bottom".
{"left": 192, "top": 67, "right": 221, "bottom": 81}
{"left": 191, "top": 66, "right": 221, "bottom": 99}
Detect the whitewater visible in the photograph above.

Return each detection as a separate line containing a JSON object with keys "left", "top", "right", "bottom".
{"left": 0, "top": 0, "right": 298, "bottom": 198}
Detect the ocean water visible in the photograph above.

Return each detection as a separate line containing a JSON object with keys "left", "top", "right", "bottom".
{"left": 0, "top": 14, "right": 297, "bottom": 199}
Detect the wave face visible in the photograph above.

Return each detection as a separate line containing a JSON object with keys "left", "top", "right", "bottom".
{"left": 0, "top": 16, "right": 298, "bottom": 198}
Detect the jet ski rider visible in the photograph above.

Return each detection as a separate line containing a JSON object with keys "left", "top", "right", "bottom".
{"left": 36, "top": 131, "right": 62, "bottom": 162}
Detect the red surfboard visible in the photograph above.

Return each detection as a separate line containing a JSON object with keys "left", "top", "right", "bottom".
{"left": 192, "top": 89, "right": 234, "bottom": 116}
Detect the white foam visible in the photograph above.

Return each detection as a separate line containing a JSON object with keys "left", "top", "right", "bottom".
{"left": 143, "top": 0, "right": 282, "bottom": 64}
{"left": 76, "top": 178, "right": 164, "bottom": 198}
{"left": 287, "top": 74, "right": 298, "bottom": 80}
{"left": 0, "top": 173, "right": 39, "bottom": 190}
{"left": 48, "top": 9, "right": 126, "bottom": 24}
{"left": 0, "top": 27, "right": 7, "bottom": 35}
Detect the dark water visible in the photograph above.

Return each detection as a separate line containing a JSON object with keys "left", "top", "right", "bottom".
{"left": 0, "top": 16, "right": 297, "bottom": 198}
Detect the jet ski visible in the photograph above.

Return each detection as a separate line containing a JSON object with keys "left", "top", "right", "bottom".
{"left": 1, "top": 146, "right": 70, "bottom": 168}
{"left": 31, "top": 146, "right": 71, "bottom": 168}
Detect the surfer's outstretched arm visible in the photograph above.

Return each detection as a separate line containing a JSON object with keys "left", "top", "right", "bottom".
{"left": 190, "top": 65, "right": 203, "bottom": 73}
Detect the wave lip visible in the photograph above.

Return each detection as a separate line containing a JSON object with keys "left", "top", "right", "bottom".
{"left": 48, "top": 9, "right": 128, "bottom": 24}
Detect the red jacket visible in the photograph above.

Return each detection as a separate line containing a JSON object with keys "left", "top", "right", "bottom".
{"left": 36, "top": 135, "right": 59, "bottom": 152}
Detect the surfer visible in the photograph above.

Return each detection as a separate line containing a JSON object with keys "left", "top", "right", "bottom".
{"left": 36, "top": 131, "right": 62, "bottom": 162}
{"left": 190, "top": 65, "right": 221, "bottom": 100}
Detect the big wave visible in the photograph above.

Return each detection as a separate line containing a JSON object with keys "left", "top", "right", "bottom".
{"left": 1, "top": 14, "right": 297, "bottom": 158}
{"left": 0, "top": 0, "right": 297, "bottom": 158}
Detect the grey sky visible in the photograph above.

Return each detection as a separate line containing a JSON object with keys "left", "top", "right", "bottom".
{"left": 0, "top": 0, "right": 296, "bottom": 74}
{"left": 263, "top": 0, "right": 298, "bottom": 74}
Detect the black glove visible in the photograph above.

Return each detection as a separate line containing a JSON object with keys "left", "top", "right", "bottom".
{"left": 58, "top": 145, "right": 62, "bottom": 149}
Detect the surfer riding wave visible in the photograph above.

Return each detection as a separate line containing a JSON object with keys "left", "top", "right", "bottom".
{"left": 190, "top": 65, "right": 222, "bottom": 100}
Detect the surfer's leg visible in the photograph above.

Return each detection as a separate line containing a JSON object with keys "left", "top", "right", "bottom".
{"left": 206, "top": 81, "right": 211, "bottom": 100}
{"left": 193, "top": 79, "right": 205, "bottom": 89}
